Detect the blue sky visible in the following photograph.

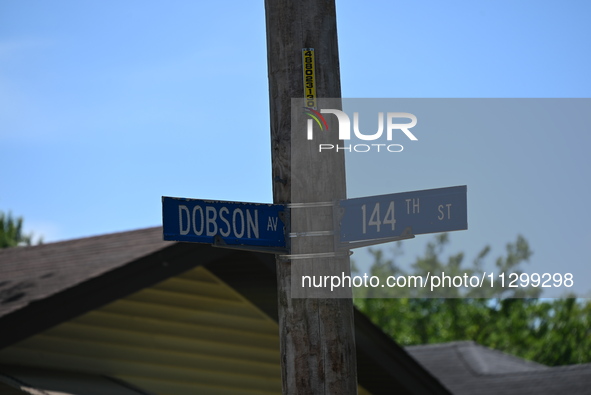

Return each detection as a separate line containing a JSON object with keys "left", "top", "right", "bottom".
{"left": 2, "top": 1, "right": 590, "bottom": 296}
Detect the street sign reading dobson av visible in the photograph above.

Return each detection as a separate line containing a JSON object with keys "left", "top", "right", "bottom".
{"left": 162, "top": 197, "right": 286, "bottom": 250}
{"left": 339, "top": 185, "right": 467, "bottom": 247}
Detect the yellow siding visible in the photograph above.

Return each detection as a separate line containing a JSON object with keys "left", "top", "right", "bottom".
{"left": 0, "top": 266, "right": 370, "bottom": 395}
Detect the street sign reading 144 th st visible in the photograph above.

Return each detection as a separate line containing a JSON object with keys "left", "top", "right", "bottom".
{"left": 338, "top": 185, "right": 467, "bottom": 248}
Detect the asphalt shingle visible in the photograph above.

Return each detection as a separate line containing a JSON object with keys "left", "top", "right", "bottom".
{"left": 406, "top": 341, "right": 591, "bottom": 395}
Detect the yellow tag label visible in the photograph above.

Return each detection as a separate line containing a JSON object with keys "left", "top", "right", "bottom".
{"left": 302, "top": 48, "right": 316, "bottom": 109}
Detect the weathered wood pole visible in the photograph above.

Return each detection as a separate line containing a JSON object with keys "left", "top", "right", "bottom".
{"left": 265, "top": 0, "right": 358, "bottom": 393}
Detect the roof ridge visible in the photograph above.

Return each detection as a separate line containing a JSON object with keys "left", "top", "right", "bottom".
{"left": 470, "top": 342, "right": 547, "bottom": 368}
{"left": 405, "top": 340, "right": 476, "bottom": 349}
{"left": 477, "top": 361, "right": 591, "bottom": 378}
{"left": 2, "top": 226, "right": 164, "bottom": 251}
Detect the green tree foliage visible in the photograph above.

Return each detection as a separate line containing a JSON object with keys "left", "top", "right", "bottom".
{"left": 354, "top": 234, "right": 591, "bottom": 366}
{"left": 0, "top": 211, "right": 38, "bottom": 248}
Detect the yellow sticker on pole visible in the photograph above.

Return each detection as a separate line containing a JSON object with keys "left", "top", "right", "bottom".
{"left": 302, "top": 48, "right": 317, "bottom": 109}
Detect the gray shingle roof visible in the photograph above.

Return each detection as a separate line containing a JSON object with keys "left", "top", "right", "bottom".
{"left": 406, "top": 341, "right": 591, "bottom": 394}
{"left": 0, "top": 365, "right": 155, "bottom": 394}
{"left": 0, "top": 227, "right": 173, "bottom": 318}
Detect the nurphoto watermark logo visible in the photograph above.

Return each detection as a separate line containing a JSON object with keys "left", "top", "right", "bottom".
{"left": 304, "top": 107, "right": 418, "bottom": 153}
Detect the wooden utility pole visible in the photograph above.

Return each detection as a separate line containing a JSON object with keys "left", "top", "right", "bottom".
{"left": 265, "top": 1, "right": 358, "bottom": 393}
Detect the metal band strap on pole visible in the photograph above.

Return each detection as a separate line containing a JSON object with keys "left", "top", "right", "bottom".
{"left": 278, "top": 250, "right": 352, "bottom": 262}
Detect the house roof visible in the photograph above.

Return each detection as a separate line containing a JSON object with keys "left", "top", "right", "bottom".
{"left": 406, "top": 341, "right": 591, "bottom": 395}
{"left": 0, "top": 365, "right": 155, "bottom": 395}
{"left": 0, "top": 227, "right": 174, "bottom": 318}
{"left": 0, "top": 226, "right": 450, "bottom": 395}
{"left": 0, "top": 227, "right": 228, "bottom": 350}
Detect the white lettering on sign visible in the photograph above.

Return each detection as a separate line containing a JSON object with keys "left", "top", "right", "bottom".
{"left": 206, "top": 206, "right": 217, "bottom": 236}
{"left": 361, "top": 201, "right": 396, "bottom": 235}
{"left": 233, "top": 209, "right": 245, "bottom": 238}
{"left": 405, "top": 198, "right": 420, "bottom": 214}
{"left": 267, "top": 216, "right": 279, "bottom": 231}
{"left": 219, "top": 207, "right": 231, "bottom": 237}
{"left": 438, "top": 203, "right": 452, "bottom": 220}
{"left": 247, "top": 210, "right": 259, "bottom": 238}
{"left": 179, "top": 205, "right": 190, "bottom": 235}
{"left": 178, "top": 204, "right": 262, "bottom": 239}
{"left": 192, "top": 206, "right": 204, "bottom": 235}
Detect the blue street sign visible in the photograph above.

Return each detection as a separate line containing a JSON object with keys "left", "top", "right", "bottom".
{"left": 338, "top": 186, "right": 467, "bottom": 246}
{"left": 162, "top": 197, "right": 286, "bottom": 249}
